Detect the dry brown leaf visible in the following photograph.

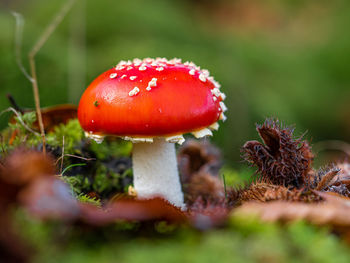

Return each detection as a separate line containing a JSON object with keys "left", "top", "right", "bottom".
{"left": 331, "top": 162, "right": 350, "bottom": 189}
{"left": 188, "top": 197, "right": 230, "bottom": 230}
{"left": 234, "top": 192, "right": 350, "bottom": 227}
{"left": 0, "top": 149, "right": 55, "bottom": 186}
{"left": 0, "top": 149, "right": 55, "bottom": 210}
{"left": 0, "top": 150, "right": 50, "bottom": 263}
{"left": 36, "top": 104, "right": 77, "bottom": 132}
{"left": 186, "top": 172, "right": 225, "bottom": 205}
{"left": 80, "top": 197, "right": 187, "bottom": 225}
{"left": 8, "top": 105, "right": 77, "bottom": 145}
{"left": 9, "top": 104, "right": 77, "bottom": 132}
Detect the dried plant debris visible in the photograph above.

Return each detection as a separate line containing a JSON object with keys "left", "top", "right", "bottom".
{"left": 332, "top": 162, "right": 350, "bottom": 190}
{"left": 185, "top": 172, "right": 225, "bottom": 205}
{"left": 3, "top": 110, "right": 350, "bottom": 255}
{"left": 178, "top": 139, "right": 224, "bottom": 205}
{"left": 230, "top": 180, "right": 322, "bottom": 206}
{"left": 242, "top": 119, "right": 314, "bottom": 188}
{"left": 80, "top": 197, "right": 187, "bottom": 226}
{"left": 233, "top": 192, "right": 350, "bottom": 244}
{"left": 312, "top": 166, "right": 340, "bottom": 191}
{"left": 1, "top": 149, "right": 55, "bottom": 186}
{"left": 1, "top": 109, "right": 133, "bottom": 200}
{"left": 7, "top": 103, "right": 78, "bottom": 133}
{"left": 188, "top": 197, "right": 230, "bottom": 230}
{"left": 304, "top": 164, "right": 350, "bottom": 197}
{"left": 0, "top": 149, "right": 56, "bottom": 209}
{"left": 0, "top": 150, "right": 53, "bottom": 263}
{"left": 0, "top": 149, "right": 186, "bottom": 226}
{"left": 178, "top": 139, "right": 222, "bottom": 183}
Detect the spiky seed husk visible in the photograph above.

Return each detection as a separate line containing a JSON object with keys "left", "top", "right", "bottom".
{"left": 230, "top": 181, "right": 322, "bottom": 206}
{"left": 242, "top": 119, "right": 314, "bottom": 188}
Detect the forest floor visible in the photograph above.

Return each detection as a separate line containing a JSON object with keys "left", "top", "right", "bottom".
{"left": 1, "top": 108, "right": 350, "bottom": 263}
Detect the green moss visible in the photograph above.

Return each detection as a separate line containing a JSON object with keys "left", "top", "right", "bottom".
{"left": 17, "top": 216, "right": 350, "bottom": 263}
{"left": 77, "top": 194, "right": 101, "bottom": 207}
{"left": 1, "top": 111, "right": 42, "bottom": 151}
{"left": 46, "top": 119, "right": 84, "bottom": 154}
{"left": 11, "top": 207, "right": 350, "bottom": 263}
{"left": 92, "top": 166, "right": 120, "bottom": 193}
{"left": 89, "top": 139, "right": 132, "bottom": 160}
{"left": 62, "top": 174, "right": 90, "bottom": 196}
{"left": 62, "top": 167, "right": 132, "bottom": 198}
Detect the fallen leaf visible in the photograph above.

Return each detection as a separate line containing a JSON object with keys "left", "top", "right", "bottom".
{"left": 8, "top": 104, "right": 77, "bottom": 133}
{"left": 185, "top": 172, "right": 225, "bottom": 205}
{"left": 331, "top": 162, "right": 350, "bottom": 190}
{"left": 0, "top": 149, "right": 55, "bottom": 186}
{"left": 36, "top": 104, "right": 77, "bottom": 132}
{"left": 188, "top": 197, "right": 230, "bottom": 230}
{"left": 80, "top": 197, "right": 187, "bottom": 225}
{"left": 233, "top": 192, "right": 350, "bottom": 241}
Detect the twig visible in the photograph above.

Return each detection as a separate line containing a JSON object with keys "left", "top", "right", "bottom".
{"left": 17, "top": 0, "right": 77, "bottom": 155}
{"left": 28, "top": 56, "right": 46, "bottom": 154}
{"left": 0, "top": 107, "right": 40, "bottom": 136}
{"left": 55, "top": 154, "right": 95, "bottom": 165}
{"left": 60, "top": 136, "right": 65, "bottom": 173}
{"left": 6, "top": 94, "right": 24, "bottom": 114}
{"left": 222, "top": 174, "right": 227, "bottom": 201}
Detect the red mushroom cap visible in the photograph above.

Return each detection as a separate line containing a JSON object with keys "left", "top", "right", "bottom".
{"left": 78, "top": 58, "right": 226, "bottom": 138}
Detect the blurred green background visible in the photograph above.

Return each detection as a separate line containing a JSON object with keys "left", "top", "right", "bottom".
{"left": 1, "top": 0, "right": 350, "bottom": 165}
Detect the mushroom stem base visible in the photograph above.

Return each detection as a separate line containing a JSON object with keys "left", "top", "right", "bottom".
{"left": 132, "top": 138, "right": 185, "bottom": 208}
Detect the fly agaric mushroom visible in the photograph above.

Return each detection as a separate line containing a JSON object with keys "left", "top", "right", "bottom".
{"left": 78, "top": 58, "right": 227, "bottom": 208}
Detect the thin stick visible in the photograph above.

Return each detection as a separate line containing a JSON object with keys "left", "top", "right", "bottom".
{"left": 0, "top": 107, "right": 40, "bottom": 136}
{"left": 6, "top": 94, "right": 24, "bottom": 114}
{"left": 222, "top": 174, "right": 227, "bottom": 201}
{"left": 60, "top": 136, "right": 65, "bottom": 173}
{"left": 27, "top": 0, "right": 77, "bottom": 155}
{"left": 55, "top": 154, "right": 96, "bottom": 165}
{"left": 28, "top": 56, "right": 46, "bottom": 154}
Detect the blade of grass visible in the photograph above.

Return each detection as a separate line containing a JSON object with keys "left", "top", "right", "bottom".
{"left": 222, "top": 174, "right": 227, "bottom": 201}
{"left": 61, "top": 163, "right": 86, "bottom": 176}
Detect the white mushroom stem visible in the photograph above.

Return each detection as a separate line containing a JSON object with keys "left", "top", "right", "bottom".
{"left": 132, "top": 138, "right": 185, "bottom": 209}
